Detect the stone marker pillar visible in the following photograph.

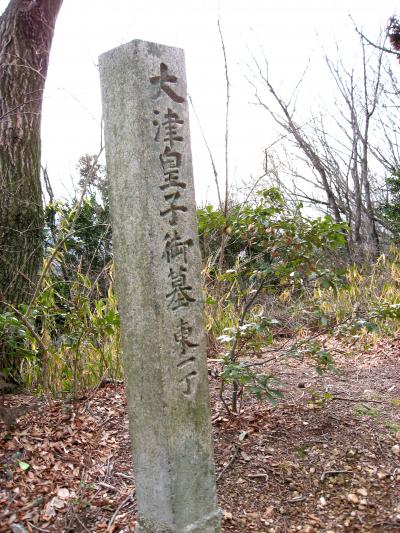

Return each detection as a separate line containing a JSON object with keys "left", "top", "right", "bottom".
{"left": 99, "top": 40, "right": 220, "bottom": 533}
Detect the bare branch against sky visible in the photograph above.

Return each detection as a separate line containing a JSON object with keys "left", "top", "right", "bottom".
{"left": 0, "top": 0, "right": 397, "bottom": 204}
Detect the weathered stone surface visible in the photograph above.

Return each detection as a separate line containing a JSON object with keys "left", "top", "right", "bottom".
{"left": 99, "top": 40, "right": 220, "bottom": 533}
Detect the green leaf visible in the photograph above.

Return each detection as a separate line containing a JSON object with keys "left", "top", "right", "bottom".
{"left": 19, "top": 461, "right": 30, "bottom": 471}
{"left": 204, "top": 295, "right": 217, "bottom": 305}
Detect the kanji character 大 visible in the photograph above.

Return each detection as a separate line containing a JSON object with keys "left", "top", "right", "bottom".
{"left": 150, "top": 62, "right": 185, "bottom": 103}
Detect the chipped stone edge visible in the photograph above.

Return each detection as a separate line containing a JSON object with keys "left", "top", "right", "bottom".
{"left": 183, "top": 509, "right": 221, "bottom": 532}
{"left": 136, "top": 509, "right": 221, "bottom": 533}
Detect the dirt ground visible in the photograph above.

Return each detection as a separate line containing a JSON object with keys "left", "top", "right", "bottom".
{"left": 1, "top": 336, "right": 399, "bottom": 532}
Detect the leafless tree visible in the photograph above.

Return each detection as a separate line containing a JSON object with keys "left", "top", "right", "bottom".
{"left": 247, "top": 32, "right": 400, "bottom": 261}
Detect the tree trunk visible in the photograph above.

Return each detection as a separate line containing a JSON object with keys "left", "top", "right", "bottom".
{"left": 0, "top": 0, "right": 63, "bottom": 310}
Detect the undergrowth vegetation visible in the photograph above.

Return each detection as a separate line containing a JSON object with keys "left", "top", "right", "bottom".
{"left": 0, "top": 166, "right": 399, "bottom": 412}
{"left": 199, "top": 189, "right": 400, "bottom": 412}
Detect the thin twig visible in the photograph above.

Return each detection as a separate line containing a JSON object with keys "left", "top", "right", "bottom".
{"left": 25, "top": 148, "right": 104, "bottom": 316}
{"left": 70, "top": 505, "right": 90, "bottom": 532}
{"left": 321, "top": 470, "right": 351, "bottom": 482}
{"left": 27, "top": 523, "right": 51, "bottom": 533}
{"left": 247, "top": 472, "right": 269, "bottom": 480}
{"left": 108, "top": 490, "right": 135, "bottom": 529}
{"left": 372, "top": 522, "right": 400, "bottom": 529}
{"left": 97, "top": 481, "right": 118, "bottom": 492}
{"left": 0, "top": 299, "right": 46, "bottom": 353}
{"left": 286, "top": 496, "right": 305, "bottom": 503}
{"left": 353, "top": 20, "right": 397, "bottom": 57}
{"left": 217, "top": 18, "right": 230, "bottom": 217}
{"left": 332, "top": 396, "right": 390, "bottom": 405}
{"left": 216, "top": 445, "right": 240, "bottom": 482}
{"left": 219, "top": 383, "right": 231, "bottom": 414}
{"left": 188, "top": 95, "right": 222, "bottom": 211}
{"left": 115, "top": 472, "right": 134, "bottom": 480}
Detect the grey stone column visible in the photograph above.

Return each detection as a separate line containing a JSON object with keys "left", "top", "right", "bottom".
{"left": 99, "top": 40, "right": 220, "bottom": 533}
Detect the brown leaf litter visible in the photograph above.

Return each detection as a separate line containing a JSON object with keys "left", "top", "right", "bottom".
{"left": 0, "top": 336, "right": 399, "bottom": 532}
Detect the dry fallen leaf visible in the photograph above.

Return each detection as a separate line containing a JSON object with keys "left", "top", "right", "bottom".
{"left": 391, "top": 444, "right": 400, "bottom": 456}
{"left": 1, "top": 341, "right": 399, "bottom": 533}
{"left": 347, "top": 493, "right": 359, "bottom": 504}
{"left": 43, "top": 496, "right": 66, "bottom": 519}
{"left": 222, "top": 509, "right": 233, "bottom": 521}
{"left": 57, "top": 487, "right": 70, "bottom": 500}
{"left": 262, "top": 505, "right": 274, "bottom": 518}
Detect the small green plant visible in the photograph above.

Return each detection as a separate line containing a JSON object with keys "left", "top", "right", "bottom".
{"left": 353, "top": 405, "right": 381, "bottom": 418}
{"left": 295, "top": 444, "right": 309, "bottom": 458}
{"left": 200, "top": 188, "right": 348, "bottom": 413}
{"left": 0, "top": 157, "right": 122, "bottom": 395}
{"left": 2, "top": 266, "right": 122, "bottom": 396}
{"left": 247, "top": 374, "right": 283, "bottom": 404}
{"left": 384, "top": 420, "right": 400, "bottom": 433}
{"left": 379, "top": 168, "right": 400, "bottom": 241}
{"left": 298, "top": 342, "right": 336, "bottom": 375}
{"left": 313, "top": 248, "right": 400, "bottom": 338}
{"left": 307, "top": 389, "right": 334, "bottom": 409}
{"left": 219, "top": 353, "right": 283, "bottom": 412}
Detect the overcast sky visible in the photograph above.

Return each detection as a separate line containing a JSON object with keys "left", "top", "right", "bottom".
{"left": 1, "top": 0, "right": 399, "bottom": 204}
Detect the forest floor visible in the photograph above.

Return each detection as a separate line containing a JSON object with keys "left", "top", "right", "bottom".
{"left": 0, "top": 335, "right": 399, "bottom": 533}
